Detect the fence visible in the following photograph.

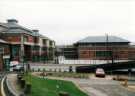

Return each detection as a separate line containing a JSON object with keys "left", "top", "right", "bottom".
{"left": 58, "top": 59, "right": 132, "bottom": 65}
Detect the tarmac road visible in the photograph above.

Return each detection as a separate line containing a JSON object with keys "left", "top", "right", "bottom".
{"left": 72, "top": 78, "right": 135, "bottom": 96}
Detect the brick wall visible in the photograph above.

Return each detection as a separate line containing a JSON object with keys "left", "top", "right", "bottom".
{"left": 4, "top": 45, "right": 10, "bottom": 55}
{"left": 28, "top": 35, "right": 34, "bottom": 43}
{"left": 6, "top": 36, "right": 21, "bottom": 42}
{"left": 78, "top": 46, "right": 132, "bottom": 60}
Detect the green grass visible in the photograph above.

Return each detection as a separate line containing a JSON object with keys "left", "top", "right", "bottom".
{"left": 29, "top": 76, "right": 88, "bottom": 96}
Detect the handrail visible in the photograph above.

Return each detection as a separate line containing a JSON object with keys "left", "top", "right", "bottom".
{"left": 1, "top": 76, "right": 6, "bottom": 96}
{"left": 1, "top": 75, "right": 19, "bottom": 96}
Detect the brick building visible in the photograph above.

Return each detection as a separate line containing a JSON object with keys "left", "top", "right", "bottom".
{"left": 58, "top": 36, "right": 135, "bottom": 60}
{"left": 56, "top": 45, "right": 78, "bottom": 59}
{"left": 0, "top": 39, "right": 10, "bottom": 71}
{"left": 0, "top": 19, "right": 55, "bottom": 66}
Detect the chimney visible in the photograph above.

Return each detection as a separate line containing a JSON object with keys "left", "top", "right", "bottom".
{"left": 7, "top": 19, "right": 18, "bottom": 23}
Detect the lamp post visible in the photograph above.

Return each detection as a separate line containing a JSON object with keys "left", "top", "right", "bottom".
{"left": 106, "top": 34, "right": 109, "bottom": 64}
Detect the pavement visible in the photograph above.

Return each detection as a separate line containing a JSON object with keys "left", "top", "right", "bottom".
{"left": 6, "top": 74, "right": 22, "bottom": 95}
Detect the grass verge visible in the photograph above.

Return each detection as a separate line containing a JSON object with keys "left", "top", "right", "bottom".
{"left": 27, "top": 75, "right": 88, "bottom": 96}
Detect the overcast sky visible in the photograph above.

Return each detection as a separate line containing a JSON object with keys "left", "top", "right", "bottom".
{"left": 0, "top": 0, "right": 135, "bottom": 45}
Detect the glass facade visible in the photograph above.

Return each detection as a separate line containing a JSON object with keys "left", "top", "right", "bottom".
{"left": 3, "top": 58, "right": 10, "bottom": 71}
{"left": 11, "top": 45, "right": 20, "bottom": 60}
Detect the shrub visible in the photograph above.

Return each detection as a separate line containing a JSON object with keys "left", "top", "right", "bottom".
{"left": 38, "top": 68, "right": 40, "bottom": 72}
{"left": 24, "top": 83, "right": 31, "bottom": 94}
{"left": 32, "top": 68, "right": 34, "bottom": 72}
{"left": 20, "top": 79, "right": 25, "bottom": 88}
{"left": 43, "top": 68, "right": 46, "bottom": 72}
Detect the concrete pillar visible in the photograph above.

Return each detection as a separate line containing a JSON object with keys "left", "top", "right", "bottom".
{"left": 20, "top": 34, "right": 24, "bottom": 63}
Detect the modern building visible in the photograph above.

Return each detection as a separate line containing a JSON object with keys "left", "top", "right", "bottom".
{"left": 58, "top": 36, "right": 135, "bottom": 60}
{"left": 56, "top": 45, "right": 78, "bottom": 59}
{"left": 0, "top": 19, "right": 55, "bottom": 66}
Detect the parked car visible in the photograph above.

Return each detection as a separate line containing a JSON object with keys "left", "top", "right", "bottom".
{"left": 13, "top": 64, "right": 24, "bottom": 71}
{"left": 95, "top": 68, "right": 105, "bottom": 78}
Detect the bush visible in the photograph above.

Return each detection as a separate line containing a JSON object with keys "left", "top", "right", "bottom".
{"left": 32, "top": 68, "right": 35, "bottom": 72}
{"left": 20, "top": 79, "right": 26, "bottom": 88}
{"left": 38, "top": 68, "right": 40, "bottom": 72}
{"left": 43, "top": 68, "right": 46, "bottom": 72}
{"left": 24, "top": 83, "right": 31, "bottom": 94}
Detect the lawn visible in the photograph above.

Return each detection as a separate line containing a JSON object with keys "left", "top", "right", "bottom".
{"left": 28, "top": 76, "right": 88, "bottom": 96}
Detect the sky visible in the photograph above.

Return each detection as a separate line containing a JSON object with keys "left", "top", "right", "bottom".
{"left": 0, "top": 0, "right": 135, "bottom": 45}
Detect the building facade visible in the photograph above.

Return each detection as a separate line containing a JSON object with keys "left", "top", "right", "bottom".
{"left": 0, "top": 19, "right": 55, "bottom": 67}
{"left": 58, "top": 36, "right": 135, "bottom": 60}
{"left": 56, "top": 45, "right": 78, "bottom": 59}
{"left": 0, "top": 39, "right": 10, "bottom": 71}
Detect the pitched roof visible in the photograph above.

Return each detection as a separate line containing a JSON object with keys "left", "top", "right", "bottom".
{"left": 77, "top": 36, "right": 130, "bottom": 43}
{"left": 0, "top": 19, "right": 33, "bottom": 35}
{"left": 0, "top": 19, "right": 54, "bottom": 41}
{"left": 0, "top": 23, "right": 9, "bottom": 28}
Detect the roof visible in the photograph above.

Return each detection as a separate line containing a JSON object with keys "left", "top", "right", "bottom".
{"left": 130, "top": 43, "right": 135, "bottom": 48}
{"left": 130, "top": 42, "right": 135, "bottom": 45}
{"left": 77, "top": 36, "right": 130, "bottom": 43}
{"left": 0, "top": 19, "right": 54, "bottom": 41}
{"left": 0, "top": 23, "right": 9, "bottom": 28}
{"left": 0, "top": 22, "right": 34, "bottom": 35}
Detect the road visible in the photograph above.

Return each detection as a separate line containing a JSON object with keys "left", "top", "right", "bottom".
{"left": 72, "top": 78, "right": 135, "bottom": 96}
{"left": 48, "top": 76, "right": 135, "bottom": 96}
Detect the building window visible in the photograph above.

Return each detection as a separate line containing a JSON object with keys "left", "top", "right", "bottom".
{"left": 49, "top": 41, "right": 53, "bottom": 46}
{"left": 32, "top": 46, "right": 39, "bottom": 50}
{"left": 42, "top": 47, "right": 47, "bottom": 51}
{"left": 12, "top": 46, "right": 20, "bottom": 56}
{"left": 43, "top": 39, "right": 46, "bottom": 45}
{"left": 81, "top": 51, "right": 87, "bottom": 54}
{"left": 96, "top": 51, "right": 112, "bottom": 57}
{"left": 34, "top": 37, "right": 39, "bottom": 43}
{"left": 24, "top": 36, "right": 28, "bottom": 42}
{"left": 0, "top": 47, "right": 4, "bottom": 54}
